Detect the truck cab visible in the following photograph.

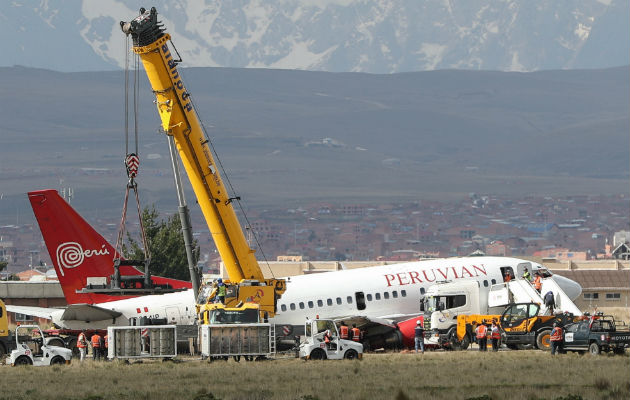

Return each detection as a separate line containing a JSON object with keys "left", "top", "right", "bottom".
{"left": 422, "top": 281, "right": 484, "bottom": 347}
{"left": 0, "top": 300, "right": 16, "bottom": 358}
{"left": 299, "top": 318, "right": 362, "bottom": 360}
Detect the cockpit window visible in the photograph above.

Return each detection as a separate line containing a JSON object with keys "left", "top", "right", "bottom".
{"left": 535, "top": 266, "right": 553, "bottom": 278}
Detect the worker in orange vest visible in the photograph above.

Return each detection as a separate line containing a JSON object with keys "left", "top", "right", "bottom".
{"left": 475, "top": 321, "right": 488, "bottom": 351}
{"left": 490, "top": 321, "right": 501, "bottom": 352}
{"left": 76, "top": 330, "right": 88, "bottom": 362}
{"left": 550, "top": 322, "right": 563, "bottom": 355}
{"left": 534, "top": 272, "right": 542, "bottom": 293}
{"left": 339, "top": 321, "right": 349, "bottom": 340}
{"left": 351, "top": 324, "right": 361, "bottom": 342}
{"left": 91, "top": 332, "right": 102, "bottom": 361}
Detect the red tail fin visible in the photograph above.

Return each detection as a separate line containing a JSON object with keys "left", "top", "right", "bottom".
{"left": 29, "top": 190, "right": 191, "bottom": 304}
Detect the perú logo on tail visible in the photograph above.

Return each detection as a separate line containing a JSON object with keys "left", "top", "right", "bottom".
{"left": 56, "top": 242, "right": 110, "bottom": 276}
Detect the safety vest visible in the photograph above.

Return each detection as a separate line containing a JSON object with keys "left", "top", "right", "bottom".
{"left": 550, "top": 327, "right": 563, "bottom": 341}
{"left": 91, "top": 334, "right": 101, "bottom": 348}
{"left": 104, "top": 335, "right": 109, "bottom": 348}
{"left": 505, "top": 274, "right": 512, "bottom": 282}
{"left": 324, "top": 333, "right": 331, "bottom": 343}
{"left": 339, "top": 325, "right": 349, "bottom": 340}
{"left": 351, "top": 327, "right": 361, "bottom": 341}
{"left": 523, "top": 271, "right": 531, "bottom": 281}
{"left": 77, "top": 333, "right": 87, "bottom": 348}
{"left": 491, "top": 326, "right": 501, "bottom": 339}
{"left": 476, "top": 325, "right": 487, "bottom": 339}
{"left": 218, "top": 284, "right": 226, "bottom": 297}
{"left": 534, "top": 276, "right": 542, "bottom": 290}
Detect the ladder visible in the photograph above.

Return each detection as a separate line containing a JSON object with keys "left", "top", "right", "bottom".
{"left": 269, "top": 324, "right": 276, "bottom": 356}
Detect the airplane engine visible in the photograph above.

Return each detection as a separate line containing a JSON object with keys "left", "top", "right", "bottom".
{"left": 396, "top": 316, "right": 424, "bottom": 348}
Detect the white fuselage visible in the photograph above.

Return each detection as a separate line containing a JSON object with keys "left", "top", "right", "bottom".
{"left": 49, "top": 257, "right": 582, "bottom": 331}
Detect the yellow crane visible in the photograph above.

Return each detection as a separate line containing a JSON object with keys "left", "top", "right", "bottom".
{"left": 120, "top": 7, "right": 285, "bottom": 320}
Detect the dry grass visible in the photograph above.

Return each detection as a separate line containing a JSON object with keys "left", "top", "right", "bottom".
{"left": 1, "top": 351, "right": 628, "bottom": 400}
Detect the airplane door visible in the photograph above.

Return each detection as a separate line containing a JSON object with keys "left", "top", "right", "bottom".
{"left": 355, "top": 292, "right": 366, "bottom": 311}
{"left": 165, "top": 306, "right": 181, "bottom": 324}
{"left": 515, "top": 262, "right": 532, "bottom": 279}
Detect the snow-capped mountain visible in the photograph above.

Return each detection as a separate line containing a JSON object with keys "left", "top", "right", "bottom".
{"left": 1, "top": 0, "right": 628, "bottom": 73}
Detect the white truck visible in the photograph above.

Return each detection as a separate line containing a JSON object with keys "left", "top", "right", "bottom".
{"left": 9, "top": 325, "right": 72, "bottom": 366}
{"left": 422, "top": 281, "right": 506, "bottom": 349}
{"left": 299, "top": 318, "right": 363, "bottom": 360}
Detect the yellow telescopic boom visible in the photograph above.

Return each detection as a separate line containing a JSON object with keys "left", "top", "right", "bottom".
{"left": 120, "top": 8, "right": 285, "bottom": 311}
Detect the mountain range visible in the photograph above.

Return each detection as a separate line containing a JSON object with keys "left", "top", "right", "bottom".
{"left": 1, "top": 0, "right": 628, "bottom": 73}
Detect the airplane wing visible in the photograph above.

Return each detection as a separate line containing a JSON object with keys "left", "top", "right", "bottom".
{"left": 333, "top": 315, "right": 397, "bottom": 329}
{"left": 5, "top": 305, "right": 57, "bottom": 320}
{"left": 6, "top": 304, "right": 123, "bottom": 322}
{"left": 60, "top": 304, "right": 123, "bottom": 322}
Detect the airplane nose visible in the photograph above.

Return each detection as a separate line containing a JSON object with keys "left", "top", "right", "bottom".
{"left": 553, "top": 275, "right": 582, "bottom": 300}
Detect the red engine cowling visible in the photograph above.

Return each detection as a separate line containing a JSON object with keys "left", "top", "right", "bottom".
{"left": 397, "top": 315, "right": 424, "bottom": 348}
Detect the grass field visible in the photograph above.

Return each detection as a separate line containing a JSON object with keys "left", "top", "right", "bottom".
{"left": 1, "top": 351, "right": 628, "bottom": 400}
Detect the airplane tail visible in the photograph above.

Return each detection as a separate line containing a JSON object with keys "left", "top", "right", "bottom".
{"left": 29, "top": 189, "right": 191, "bottom": 305}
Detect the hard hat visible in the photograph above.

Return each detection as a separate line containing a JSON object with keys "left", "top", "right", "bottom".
{"left": 217, "top": 278, "right": 222, "bottom": 283}
{"left": 416, "top": 320, "right": 421, "bottom": 325}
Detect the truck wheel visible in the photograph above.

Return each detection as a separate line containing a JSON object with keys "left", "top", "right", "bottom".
{"left": 459, "top": 335, "right": 470, "bottom": 351}
{"left": 310, "top": 348, "right": 327, "bottom": 360}
{"left": 344, "top": 349, "right": 359, "bottom": 360}
{"left": 536, "top": 330, "right": 551, "bottom": 351}
{"left": 14, "top": 356, "right": 32, "bottom": 366}
{"left": 50, "top": 356, "right": 66, "bottom": 365}
{"left": 0, "top": 343, "right": 6, "bottom": 359}
{"left": 46, "top": 338, "right": 65, "bottom": 348}
{"left": 589, "top": 342, "right": 601, "bottom": 355}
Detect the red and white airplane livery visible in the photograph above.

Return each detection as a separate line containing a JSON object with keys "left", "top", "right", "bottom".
{"left": 8, "top": 189, "right": 582, "bottom": 348}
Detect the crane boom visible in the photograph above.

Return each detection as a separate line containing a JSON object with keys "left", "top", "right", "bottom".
{"left": 120, "top": 7, "right": 285, "bottom": 315}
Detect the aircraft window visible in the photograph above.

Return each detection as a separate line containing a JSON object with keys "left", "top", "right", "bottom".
{"left": 281, "top": 304, "right": 287, "bottom": 312}
{"left": 290, "top": 303, "right": 296, "bottom": 311}
{"left": 392, "top": 291, "right": 398, "bottom": 298}
{"left": 355, "top": 292, "right": 366, "bottom": 310}
{"left": 308, "top": 301, "right": 314, "bottom": 308}
{"left": 401, "top": 290, "right": 407, "bottom": 297}
{"left": 375, "top": 293, "right": 381, "bottom": 300}
{"left": 367, "top": 294, "right": 373, "bottom": 301}
{"left": 491, "top": 279, "right": 496, "bottom": 285}
{"left": 299, "top": 302, "right": 305, "bottom": 309}
{"left": 346, "top": 296, "right": 353, "bottom": 304}
{"left": 336, "top": 297, "right": 342, "bottom": 305}
{"left": 483, "top": 280, "right": 488, "bottom": 287}
{"left": 327, "top": 298, "right": 333, "bottom": 306}
{"left": 384, "top": 292, "right": 390, "bottom": 300}
{"left": 317, "top": 299, "right": 323, "bottom": 307}
{"left": 420, "top": 288, "right": 425, "bottom": 295}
